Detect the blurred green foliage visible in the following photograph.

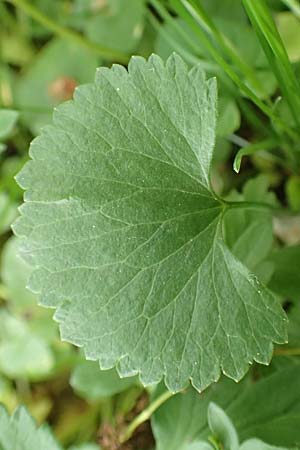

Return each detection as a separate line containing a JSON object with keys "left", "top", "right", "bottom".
{"left": 1, "top": 1, "right": 300, "bottom": 449}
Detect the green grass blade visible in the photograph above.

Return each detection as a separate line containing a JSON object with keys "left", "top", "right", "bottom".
{"left": 150, "top": 0, "right": 240, "bottom": 96}
{"left": 281, "top": 0, "right": 300, "bottom": 18}
{"left": 169, "top": 0, "right": 269, "bottom": 111}
{"left": 242, "top": 0, "right": 300, "bottom": 128}
{"left": 184, "top": 0, "right": 269, "bottom": 99}
{"left": 167, "top": 0, "right": 297, "bottom": 140}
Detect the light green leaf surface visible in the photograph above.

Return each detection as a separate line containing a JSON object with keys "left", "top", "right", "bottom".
{"left": 1, "top": 237, "right": 36, "bottom": 312}
{"left": 70, "top": 360, "right": 138, "bottom": 400}
{"left": 1, "top": 236, "right": 59, "bottom": 345}
{"left": 187, "top": 443, "right": 213, "bottom": 450}
{"left": 15, "top": 37, "right": 98, "bottom": 135}
{"left": 14, "top": 54, "right": 286, "bottom": 393}
{"left": 0, "top": 405, "right": 61, "bottom": 450}
{"left": 208, "top": 402, "right": 239, "bottom": 450}
{"left": 0, "top": 109, "right": 19, "bottom": 141}
{"left": 0, "top": 310, "right": 54, "bottom": 380}
{"left": 240, "top": 439, "right": 288, "bottom": 450}
{"left": 79, "top": 0, "right": 145, "bottom": 54}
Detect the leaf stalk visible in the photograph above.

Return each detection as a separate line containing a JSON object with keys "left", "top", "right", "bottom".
{"left": 119, "top": 390, "right": 174, "bottom": 443}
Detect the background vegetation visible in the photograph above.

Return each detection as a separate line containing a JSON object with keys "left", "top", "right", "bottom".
{"left": 1, "top": 0, "right": 300, "bottom": 449}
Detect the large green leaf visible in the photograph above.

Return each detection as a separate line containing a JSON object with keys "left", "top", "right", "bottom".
{"left": 152, "top": 366, "right": 300, "bottom": 449}
{"left": 0, "top": 406, "right": 61, "bottom": 450}
{"left": 14, "top": 54, "right": 286, "bottom": 393}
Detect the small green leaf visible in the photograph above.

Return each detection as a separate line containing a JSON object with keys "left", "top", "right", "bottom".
{"left": 240, "top": 439, "right": 288, "bottom": 450}
{"left": 15, "top": 54, "right": 287, "bottom": 393}
{"left": 208, "top": 403, "right": 239, "bottom": 450}
{"left": 283, "top": 305, "right": 300, "bottom": 349}
{"left": 0, "top": 406, "right": 62, "bottom": 450}
{"left": 0, "top": 193, "right": 17, "bottom": 235}
{"left": 0, "top": 109, "right": 19, "bottom": 141}
{"left": 70, "top": 360, "right": 138, "bottom": 400}
{"left": 216, "top": 97, "right": 240, "bottom": 137}
{"left": 268, "top": 245, "right": 300, "bottom": 300}
{"left": 286, "top": 176, "right": 300, "bottom": 212}
{"left": 224, "top": 176, "right": 276, "bottom": 274}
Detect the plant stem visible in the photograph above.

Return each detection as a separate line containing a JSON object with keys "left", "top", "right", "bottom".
{"left": 224, "top": 200, "right": 279, "bottom": 212}
{"left": 8, "top": 0, "right": 129, "bottom": 63}
{"left": 119, "top": 390, "right": 174, "bottom": 443}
